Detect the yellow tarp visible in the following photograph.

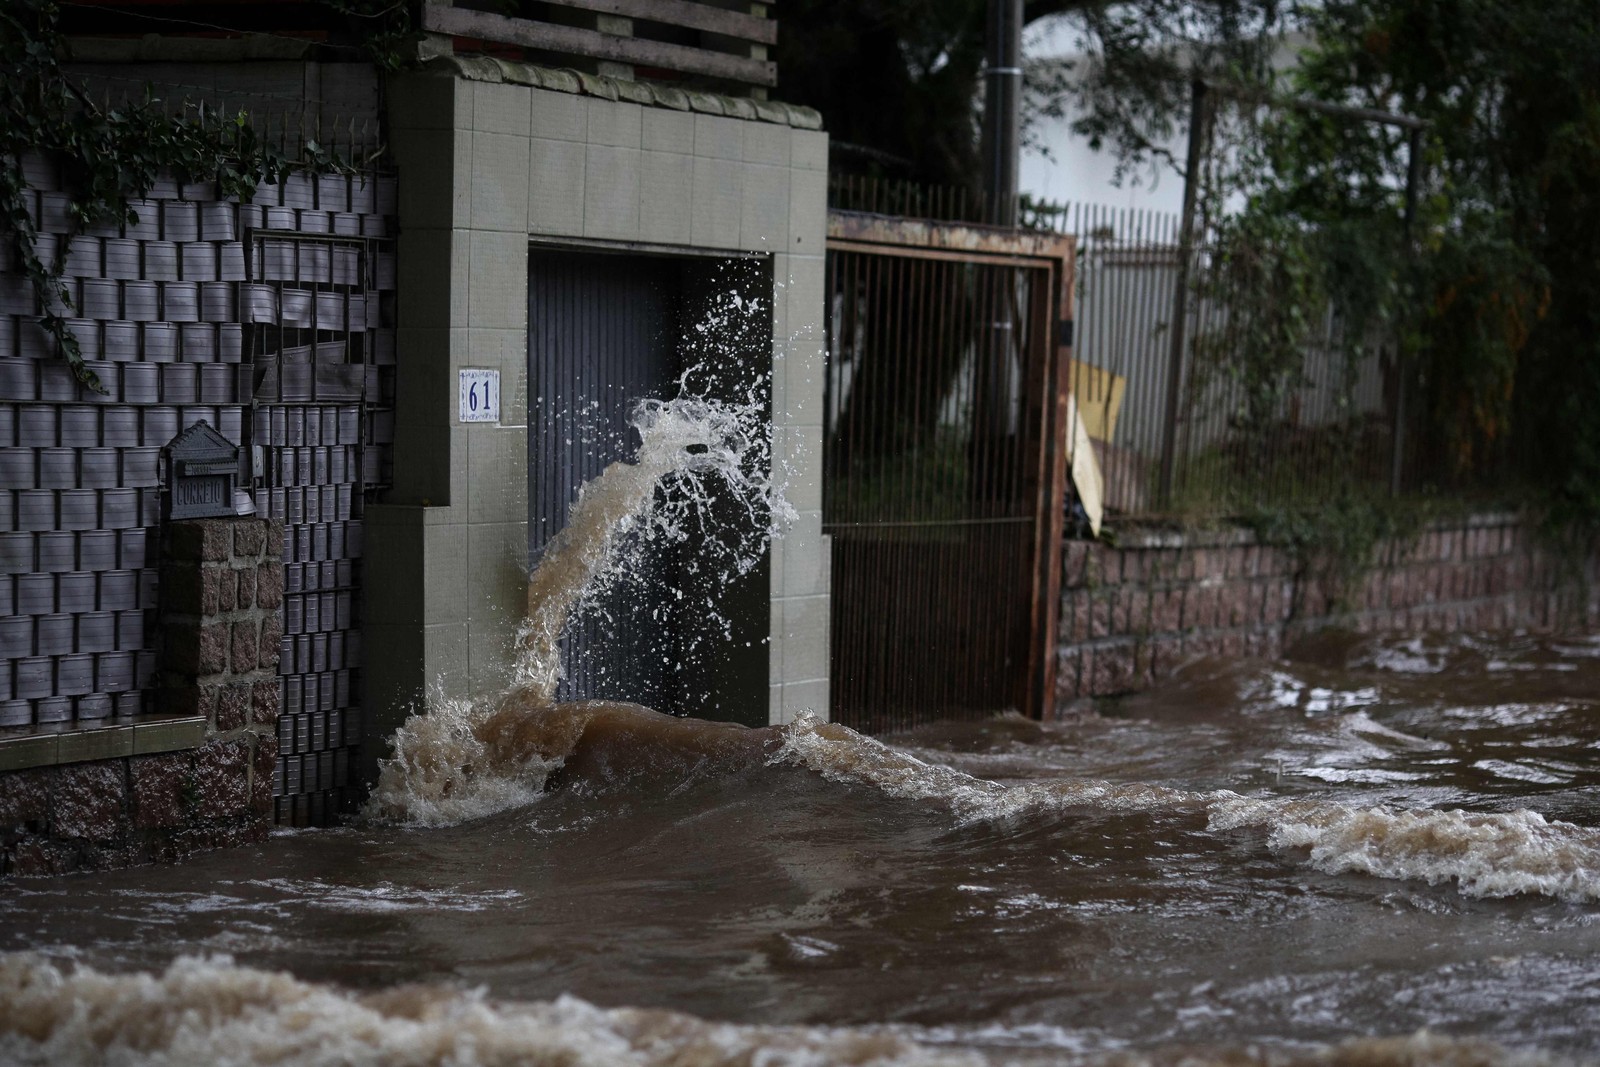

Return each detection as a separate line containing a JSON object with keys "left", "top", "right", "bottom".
{"left": 1069, "top": 360, "right": 1126, "bottom": 443}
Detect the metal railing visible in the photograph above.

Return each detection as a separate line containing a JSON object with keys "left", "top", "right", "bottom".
{"left": 1033, "top": 198, "right": 1398, "bottom": 520}
{"left": 827, "top": 174, "right": 977, "bottom": 225}
{"left": 826, "top": 175, "right": 1406, "bottom": 522}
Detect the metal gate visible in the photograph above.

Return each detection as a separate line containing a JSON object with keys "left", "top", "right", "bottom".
{"left": 528, "top": 249, "right": 689, "bottom": 711}
{"left": 527, "top": 249, "right": 774, "bottom": 721}
{"left": 823, "top": 215, "right": 1073, "bottom": 732}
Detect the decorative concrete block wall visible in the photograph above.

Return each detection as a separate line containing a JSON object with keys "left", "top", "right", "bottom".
{"left": 0, "top": 516, "right": 282, "bottom": 876}
{"left": 365, "top": 60, "right": 830, "bottom": 775}
{"left": 1056, "top": 515, "right": 1593, "bottom": 706}
{"left": 0, "top": 61, "right": 396, "bottom": 825}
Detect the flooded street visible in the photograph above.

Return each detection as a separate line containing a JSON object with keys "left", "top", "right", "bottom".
{"left": 3, "top": 630, "right": 1599, "bottom": 1065}
{"left": 7, "top": 0, "right": 1599, "bottom": 1061}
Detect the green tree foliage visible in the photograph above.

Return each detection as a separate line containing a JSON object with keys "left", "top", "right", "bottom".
{"left": 1029, "top": 0, "right": 1600, "bottom": 519}
{"left": 1268, "top": 0, "right": 1600, "bottom": 515}
{"left": 0, "top": 0, "right": 384, "bottom": 390}
{"left": 1033, "top": 1, "right": 1285, "bottom": 181}
{"left": 776, "top": 1, "right": 1287, "bottom": 193}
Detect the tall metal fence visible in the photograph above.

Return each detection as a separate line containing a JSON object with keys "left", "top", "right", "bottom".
{"left": 828, "top": 177, "right": 1405, "bottom": 522}
{"left": 1026, "top": 199, "right": 1398, "bottom": 519}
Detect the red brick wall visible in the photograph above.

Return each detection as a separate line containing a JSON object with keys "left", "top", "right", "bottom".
{"left": 1056, "top": 515, "right": 1594, "bottom": 708}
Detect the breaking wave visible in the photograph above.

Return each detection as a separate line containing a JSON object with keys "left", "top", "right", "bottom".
{"left": 1206, "top": 798, "right": 1600, "bottom": 902}
{"left": 0, "top": 955, "right": 1584, "bottom": 1067}
{"left": 367, "top": 694, "right": 1600, "bottom": 903}
{"left": 0, "top": 954, "right": 977, "bottom": 1067}
{"left": 770, "top": 715, "right": 1600, "bottom": 903}
{"left": 364, "top": 693, "right": 561, "bottom": 828}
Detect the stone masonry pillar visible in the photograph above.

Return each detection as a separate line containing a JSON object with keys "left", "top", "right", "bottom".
{"left": 154, "top": 516, "right": 284, "bottom": 841}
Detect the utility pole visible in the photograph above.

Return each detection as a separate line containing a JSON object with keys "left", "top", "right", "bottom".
{"left": 981, "top": 0, "right": 1022, "bottom": 227}
{"left": 1157, "top": 79, "right": 1210, "bottom": 508}
{"left": 1390, "top": 125, "right": 1425, "bottom": 497}
{"left": 974, "top": 0, "right": 1024, "bottom": 507}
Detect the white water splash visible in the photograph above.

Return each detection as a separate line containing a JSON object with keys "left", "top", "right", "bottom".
{"left": 369, "top": 384, "right": 790, "bottom": 827}
{"left": 517, "top": 389, "right": 791, "bottom": 703}
{"left": 366, "top": 691, "right": 561, "bottom": 828}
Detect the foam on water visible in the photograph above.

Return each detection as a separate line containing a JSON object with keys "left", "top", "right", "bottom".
{"left": 1207, "top": 797, "right": 1600, "bottom": 901}
{"left": 0, "top": 954, "right": 979, "bottom": 1067}
{"left": 771, "top": 714, "right": 1600, "bottom": 902}
{"left": 1103, "top": 1033, "right": 1581, "bottom": 1067}
{"left": 769, "top": 714, "right": 1199, "bottom": 820}
{"left": 0, "top": 955, "right": 1581, "bottom": 1067}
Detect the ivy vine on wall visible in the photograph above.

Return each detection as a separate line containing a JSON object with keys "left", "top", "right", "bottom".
{"left": 0, "top": 0, "right": 399, "bottom": 393}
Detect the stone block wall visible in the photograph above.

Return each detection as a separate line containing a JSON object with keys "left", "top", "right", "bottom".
{"left": 1056, "top": 514, "right": 1595, "bottom": 707}
{"left": 0, "top": 732, "right": 277, "bottom": 877}
{"left": 0, "top": 516, "right": 282, "bottom": 876}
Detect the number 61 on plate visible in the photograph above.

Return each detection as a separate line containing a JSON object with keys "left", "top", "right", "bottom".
{"left": 458, "top": 368, "right": 500, "bottom": 424}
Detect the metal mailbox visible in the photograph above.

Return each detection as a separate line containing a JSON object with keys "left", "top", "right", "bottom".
{"left": 164, "top": 420, "right": 239, "bottom": 520}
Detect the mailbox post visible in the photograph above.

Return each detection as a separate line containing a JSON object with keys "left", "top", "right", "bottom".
{"left": 164, "top": 421, "right": 241, "bottom": 520}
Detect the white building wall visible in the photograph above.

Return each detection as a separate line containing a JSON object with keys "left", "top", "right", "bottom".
{"left": 1021, "top": 16, "right": 1187, "bottom": 214}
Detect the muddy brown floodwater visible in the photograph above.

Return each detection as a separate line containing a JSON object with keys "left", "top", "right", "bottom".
{"left": 3, "top": 629, "right": 1599, "bottom": 1066}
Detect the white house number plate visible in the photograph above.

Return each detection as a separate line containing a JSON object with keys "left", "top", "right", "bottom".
{"left": 458, "top": 368, "right": 500, "bottom": 424}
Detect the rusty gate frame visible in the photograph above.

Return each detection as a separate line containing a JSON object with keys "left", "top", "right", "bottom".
{"left": 825, "top": 212, "right": 1076, "bottom": 721}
